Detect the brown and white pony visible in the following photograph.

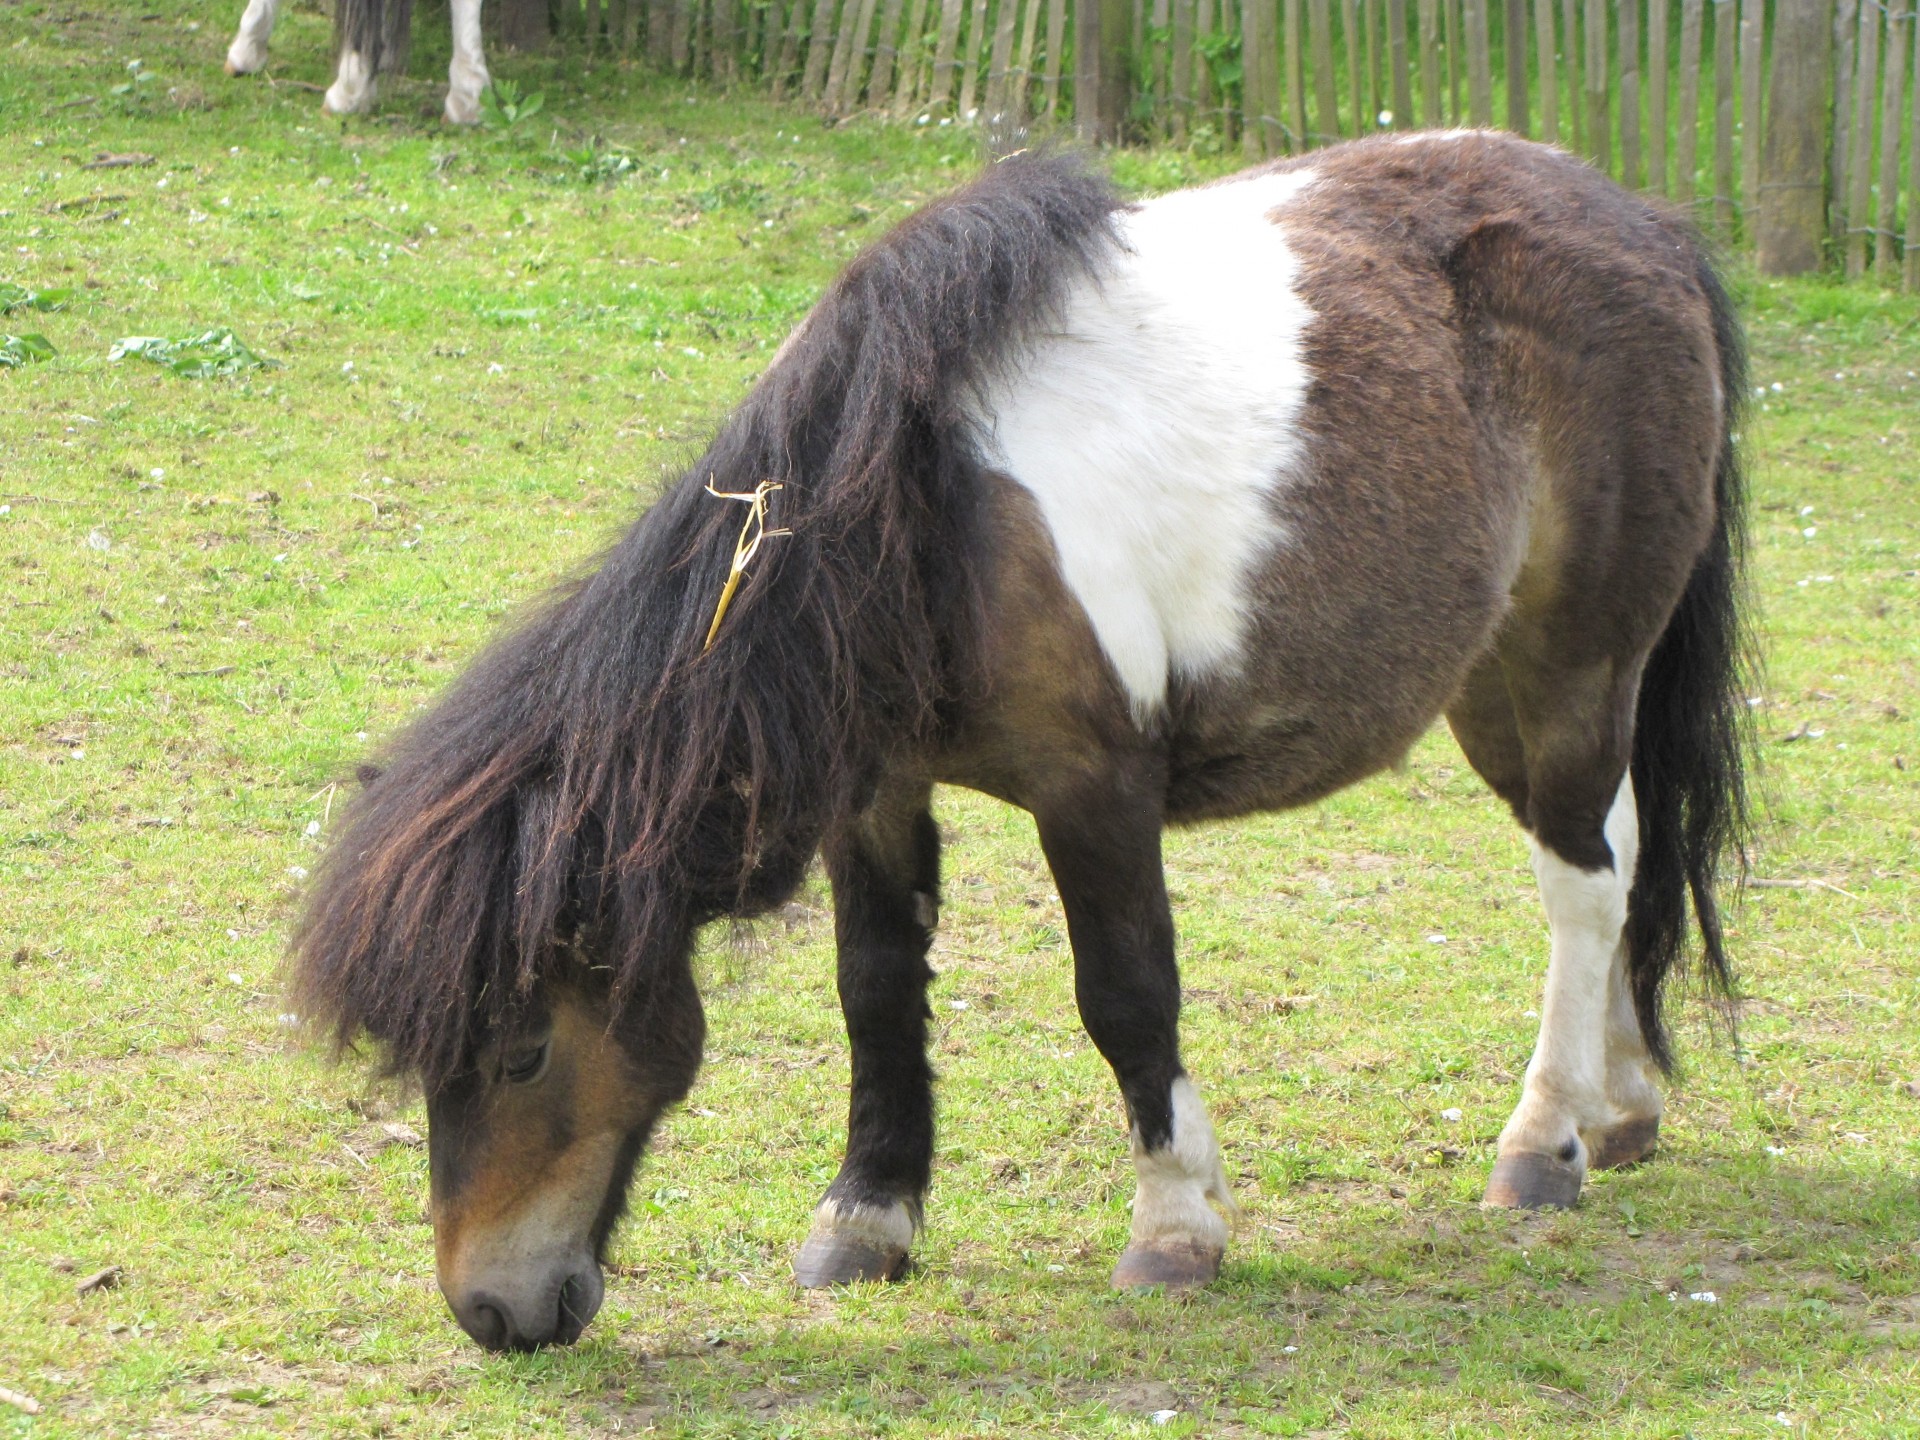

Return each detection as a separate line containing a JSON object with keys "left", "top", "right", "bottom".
{"left": 294, "top": 136, "right": 1752, "bottom": 1351}
{"left": 225, "top": 0, "right": 488, "bottom": 123}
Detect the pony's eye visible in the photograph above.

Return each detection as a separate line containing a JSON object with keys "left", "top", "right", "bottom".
{"left": 501, "top": 1041, "right": 549, "bottom": 1084}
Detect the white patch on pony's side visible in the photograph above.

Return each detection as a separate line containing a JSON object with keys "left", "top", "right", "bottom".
{"left": 966, "top": 169, "right": 1319, "bottom": 719}
{"left": 323, "top": 49, "right": 376, "bottom": 115}
{"left": 1129, "top": 1075, "right": 1237, "bottom": 1250}
{"left": 444, "top": 0, "right": 490, "bottom": 125}
{"left": 1499, "top": 773, "right": 1640, "bottom": 1160}
{"left": 224, "top": 0, "right": 284, "bottom": 75}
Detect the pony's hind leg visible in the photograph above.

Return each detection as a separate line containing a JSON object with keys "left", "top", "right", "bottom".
{"left": 224, "top": 0, "right": 284, "bottom": 75}
{"left": 794, "top": 780, "right": 939, "bottom": 1287}
{"left": 444, "top": 0, "right": 490, "bottom": 125}
{"left": 1448, "top": 655, "right": 1664, "bottom": 1209}
{"left": 1037, "top": 766, "right": 1237, "bottom": 1290}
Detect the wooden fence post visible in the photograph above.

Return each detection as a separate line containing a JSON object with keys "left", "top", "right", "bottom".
{"left": 1873, "top": 0, "right": 1912, "bottom": 281}
{"left": 1075, "top": 0, "right": 1132, "bottom": 141}
{"left": 1842, "top": 0, "right": 1879, "bottom": 276}
{"left": 1756, "top": 0, "right": 1833, "bottom": 275}
{"left": 1620, "top": 0, "right": 1640, "bottom": 188}
{"left": 1648, "top": 0, "right": 1668, "bottom": 193}
{"left": 1504, "top": 0, "right": 1528, "bottom": 135}
{"left": 1463, "top": 0, "right": 1491, "bottom": 127}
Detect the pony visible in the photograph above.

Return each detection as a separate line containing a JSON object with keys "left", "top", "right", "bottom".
{"left": 293, "top": 135, "right": 1752, "bottom": 1351}
{"left": 224, "top": 0, "right": 488, "bottom": 123}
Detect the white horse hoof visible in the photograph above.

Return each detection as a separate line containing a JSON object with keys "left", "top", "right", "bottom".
{"left": 225, "top": 43, "right": 267, "bottom": 76}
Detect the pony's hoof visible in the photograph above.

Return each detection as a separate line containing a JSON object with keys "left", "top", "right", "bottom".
{"left": 792, "top": 1230, "right": 908, "bottom": 1287}
{"left": 1482, "top": 1150, "right": 1584, "bottom": 1209}
{"left": 1586, "top": 1116, "right": 1660, "bottom": 1171}
{"left": 1111, "top": 1240, "right": 1223, "bottom": 1291}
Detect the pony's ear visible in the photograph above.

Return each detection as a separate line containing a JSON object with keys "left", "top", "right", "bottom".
{"left": 355, "top": 763, "right": 384, "bottom": 787}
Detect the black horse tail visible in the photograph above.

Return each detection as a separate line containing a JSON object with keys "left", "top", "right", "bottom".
{"left": 1623, "top": 254, "right": 1756, "bottom": 1071}
{"left": 337, "top": 0, "right": 414, "bottom": 80}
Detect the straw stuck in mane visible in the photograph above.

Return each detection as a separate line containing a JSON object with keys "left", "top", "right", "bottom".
{"left": 290, "top": 151, "right": 1124, "bottom": 1086}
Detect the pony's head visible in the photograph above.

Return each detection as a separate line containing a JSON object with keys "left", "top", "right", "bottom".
{"left": 420, "top": 959, "right": 703, "bottom": 1351}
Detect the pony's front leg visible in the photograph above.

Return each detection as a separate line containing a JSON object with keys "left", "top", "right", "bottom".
{"left": 794, "top": 783, "right": 939, "bottom": 1287}
{"left": 224, "top": 0, "right": 284, "bottom": 75}
{"left": 1038, "top": 774, "right": 1237, "bottom": 1291}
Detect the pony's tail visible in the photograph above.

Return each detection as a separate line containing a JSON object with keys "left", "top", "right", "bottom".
{"left": 1622, "top": 254, "right": 1756, "bottom": 1072}
{"left": 336, "top": 0, "right": 414, "bottom": 81}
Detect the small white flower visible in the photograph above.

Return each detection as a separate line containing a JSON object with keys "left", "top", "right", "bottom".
{"left": 488, "top": 362, "right": 504, "bottom": 375}
{"left": 1440, "top": 1107, "right": 1463, "bottom": 1123}
{"left": 341, "top": 360, "right": 354, "bottom": 373}
{"left": 87, "top": 528, "right": 111, "bottom": 552}
{"left": 227, "top": 971, "right": 246, "bottom": 986}
{"left": 1377, "top": 109, "right": 1393, "bottom": 126}
{"left": 1426, "top": 933, "right": 1446, "bottom": 943}
{"left": 1688, "top": 1290, "right": 1717, "bottom": 1303}
{"left": 287, "top": 864, "right": 310, "bottom": 880}
{"left": 150, "top": 467, "right": 166, "bottom": 480}
{"left": 70, "top": 748, "right": 86, "bottom": 760}
{"left": 1149, "top": 1411, "right": 1178, "bottom": 1426}
{"left": 1765, "top": 1145, "right": 1787, "bottom": 1156}
{"left": 1282, "top": 1344, "right": 1298, "bottom": 1354}
{"left": 305, "top": 820, "right": 321, "bottom": 837}
{"left": 1803, "top": 527, "right": 1817, "bottom": 538}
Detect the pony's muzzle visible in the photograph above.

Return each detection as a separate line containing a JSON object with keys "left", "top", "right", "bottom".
{"left": 445, "top": 1255, "right": 603, "bottom": 1351}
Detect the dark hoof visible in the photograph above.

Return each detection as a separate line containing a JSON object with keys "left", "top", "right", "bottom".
{"left": 1586, "top": 1116, "right": 1660, "bottom": 1171}
{"left": 1111, "top": 1240, "right": 1223, "bottom": 1291}
{"left": 1482, "top": 1150, "right": 1584, "bottom": 1210}
{"left": 793, "top": 1231, "right": 908, "bottom": 1288}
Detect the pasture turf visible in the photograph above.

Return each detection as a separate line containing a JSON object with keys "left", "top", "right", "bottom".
{"left": 2, "top": 3, "right": 1918, "bottom": 1435}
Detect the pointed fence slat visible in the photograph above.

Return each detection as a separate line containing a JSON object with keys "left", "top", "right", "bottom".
{"left": 1843, "top": 0, "right": 1879, "bottom": 275}
{"left": 1445, "top": 0, "right": 1463, "bottom": 125}
{"left": 803, "top": 0, "right": 838, "bottom": 95}
{"left": 1242, "top": 0, "right": 1267, "bottom": 153}
{"left": 1042, "top": 0, "right": 1067, "bottom": 113}
{"left": 867, "top": 0, "right": 907, "bottom": 101}
{"left": 1463, "top": 0, "right": 1491, "bottom": 127}
{"left": 1286, "top": 0, "right": 1309, "bottom": 145}
{"left": 892, "top": 0, "right": 932, "bottom": 111}
{"left": 1504, "top": 0, "right": 1527, "bottom": 135}
{"left": 1171, "top": 0, "right": 1195, "bottom": 136}
{"left": 1713, "top": 0, "right": 1736, "bottom": 233}
{"left": 1677, "top": 0, "right": 1702, "bottom": 202}
{"left": 1620, "top": 0, "right": 1640, "bottom": 188}
{"left": 1908, "top": 3, "right": 1920, "bottom": 290}
{"left": 956, "top": 0, "right": 991, "bottom": 116}
{"left": 1585, "top": 0, "right": 1610, "bottom": 174}
{"left": 1831, "top": 0, "right": 1860, "bottom": 237}
{"left": 1739, "top": 0, "right": 1763, "bottom": 233}
{"left": 1012, "top": 0, "right": 1045, "bottom": 115}
{"left": 1388, "top": 0, "right": 1410, "bottom": 127}
{"left": 1560, "top": 0, "right": 1580, "bottom": 150}
{"left": 1310, "top": 0, "right": 1340, "bottom": 139}
{"left": 1419, "top": 0, "right": 1441, "bottom": 127}
{"left": 1533, "top": 0, "right": 1555, "bottom": 142}
{"left": 929, "top": 0, "right": 967, "bottom": 109}
{"left": 1874, "top": 0, "right": 1913, "bottom": 280}
{"left": 1340, "top": 0, "right": 1363, "bottom": 133}
{"left": 985, "top": 0, "right": 1021, "bottom": 117}
{"left": 1648, "top": 0, "right": 1668, "bottom": 193}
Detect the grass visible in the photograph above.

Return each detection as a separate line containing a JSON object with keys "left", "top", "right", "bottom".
{"left": 3, "top": 3, "right": 1918, "bottom": 1436}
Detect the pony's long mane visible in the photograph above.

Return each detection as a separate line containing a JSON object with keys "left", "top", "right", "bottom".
{"left": 291, "top": 153, "right": 1122, "bottom": 1086}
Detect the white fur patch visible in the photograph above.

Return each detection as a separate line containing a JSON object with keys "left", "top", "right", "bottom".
{"left": 224, "top": 0, "right": 283, "bottom": 74}
{"left": 323, "top": 49, "right": 376, "bottom": 115}
{"left": 965, "top": 170, "right": 1319, "bottom": 719}
{"left": 1500, "top": 774, "right": 1640, "bottom": 1156}
{"left": 1129, "top": 1075, "right": 1237, "bottom": 1249}
{"left": 816, "top": 1196, "right": 916, "bottom": 1250}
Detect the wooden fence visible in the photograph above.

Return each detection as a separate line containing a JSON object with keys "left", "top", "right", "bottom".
{"left": 503, "top": 0, "right": 1918, "bottom": 282}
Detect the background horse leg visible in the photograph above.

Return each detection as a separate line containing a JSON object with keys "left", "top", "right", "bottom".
{"left": 224, "top": 0, "right": 284, "bottom": 75}
{"left": 1037, "top": 770, "right": 1236, "bottom": 1290}
{"left": 1449, "top": 651, "right": 1663, "bottom": 1209}
{"left": 444, "top": 0, "right": 490, "bottom": 125}
{"left": 794, "top": 780, "right": 939, "bottom": 1287}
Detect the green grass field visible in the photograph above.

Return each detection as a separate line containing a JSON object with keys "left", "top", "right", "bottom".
{"left": 3, "top": 3, "right": 1919, "bottom": 1435}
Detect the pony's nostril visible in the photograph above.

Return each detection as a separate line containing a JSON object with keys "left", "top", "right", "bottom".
{"left": 553, "top": 1264, "right": 605, "bottom": 1345}
{"left": 460, "top": 1298, "right": 510, "bottom": 1351}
